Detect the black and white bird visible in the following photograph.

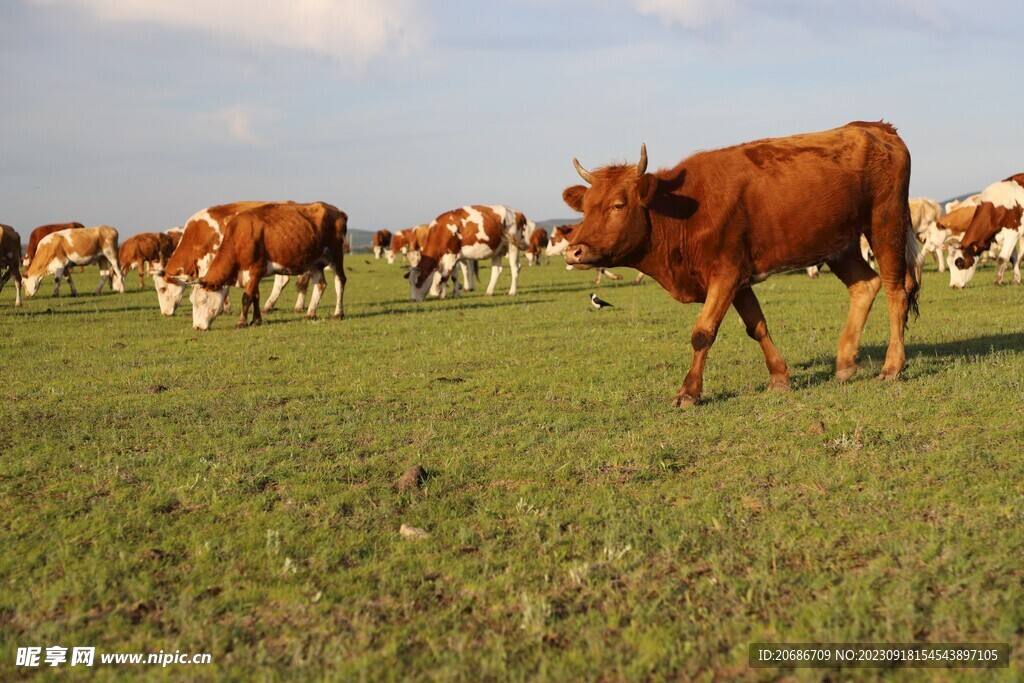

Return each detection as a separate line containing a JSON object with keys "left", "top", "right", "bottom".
{"left": 590, "top": 293, "right": 613, "bottom": 309}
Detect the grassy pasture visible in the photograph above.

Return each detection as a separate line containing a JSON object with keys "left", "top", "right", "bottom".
{"left": 1, "top": 258, "right": 1023, "bottom": 681}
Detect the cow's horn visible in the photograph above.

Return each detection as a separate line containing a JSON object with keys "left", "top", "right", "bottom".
{"left": 573, "top": 158, "right": 594, "bottom": 184}
{"left": 637, "top": 143, "right": 648, "bottom": 175}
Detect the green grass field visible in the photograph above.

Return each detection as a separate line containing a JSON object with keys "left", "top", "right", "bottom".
{"left": 1, "top": 258, "right": 1023, "bottom": 681}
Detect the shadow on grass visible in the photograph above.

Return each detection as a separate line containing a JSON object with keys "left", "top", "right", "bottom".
{"left": 791, "top": 331, "right": 1024, "bottom": 388}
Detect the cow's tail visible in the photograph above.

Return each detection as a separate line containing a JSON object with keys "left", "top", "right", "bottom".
{"left": 904, "top": 216, "right": 921, "bottom": 322}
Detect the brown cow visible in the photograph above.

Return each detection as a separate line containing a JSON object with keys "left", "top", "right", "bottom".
{"left": 953, "top": 174, "right": 1024, "bottom": 285}
{"left": 153, "top": 202, "right": 271, "bottom": 316}
{"left": 119, "top": 232, "right": 176, "bottom": 289}
{"left": 526, "top": 226, "right": 548, "bottom": 266}
{"left": 372, "top": 229, "right": 393, "bottom": 260}
{"left": 24, "top": 226, "right": 125, "bottom": 297}
{"left": 191, "top": 201, "right": 347, "bottom": 330}
{"left": 562, "top": 122, "right": 920, "bottom": 408}
{"left": 0, "top": 224, "right": 23, "bottom": 307}
{"left": 386, "top": 225, "right": 430, "bottom": 264}
{"left": 408, "top": 205, "right": 530, "bottom": 302}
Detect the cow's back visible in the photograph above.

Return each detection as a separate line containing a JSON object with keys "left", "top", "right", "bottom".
{"left": 27, "top": 222, "right": 84, "bottom": 262}
{"left": 662, "top": 121, "right": 910, "bottom": 272}
{"left": 165, "top": 201, "right": 270, "bottom": 277}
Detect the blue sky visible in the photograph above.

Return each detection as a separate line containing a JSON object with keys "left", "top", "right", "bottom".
{"left": 1, "top": 0, "right": 1021, "bottom": 236}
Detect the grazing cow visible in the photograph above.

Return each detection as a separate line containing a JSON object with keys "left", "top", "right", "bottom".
{"left": 24, "top": 226, "right": 125, "bottom": 297}
{"left": 23, "top": 222, "right": 86, "bottom": 294}
{"left": 561, "top": 122, "right": 919, "bottom": 408}
{"left": 0, "top": 224, "right": 23, "bottom": 307}
{"left": 952, "top": 174, "right": 1024, "bottom": 286}
{"left": 372, "top": 230, "right": 393, "bottom": 260}
{"left": 526, "top": 226, "right": 548, "bottom": 266}
{"left": 119, "top": 232, "right": 176, "bottom": 289}
{"left": 191, "top": 201, "right": 347, "bottom": 330}
{"left": 153, "top": 202, "right": 270, "bottom": 316}
{"left": 408, "top": 205, "right": 531, "bottom": 302}
{"left": 910, "top": 197, "right": 945, "bottom": 272}
{"left": 945, "top": 194, "right": 980, "bottom": 215}
{"left": 546, "top": 224, "right": 626, "bottom": 284}
{"left": 386, "top": 226, "right": 428, "bottom": 264}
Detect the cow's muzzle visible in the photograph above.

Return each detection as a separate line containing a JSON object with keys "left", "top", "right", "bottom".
{"left": 564, "top": 244, "right": 599, "bottom": 269}
{"left": 955, "top": 255, "right": 975, "bottom": 269}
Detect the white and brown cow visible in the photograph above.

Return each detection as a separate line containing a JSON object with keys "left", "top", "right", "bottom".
{"left": 408, "top": 205, "right": 530, "bottom": 302}
{"left": 942, "top": 202, "right": 1023, "bottom": 289}
{"left": 953, "top": 174, "right": 1024, "bottom": 287}
{"left": 24, "top": 226, "right": 125, "bottom": 297}
{"left": 910, "top": 197, "right": 945, "bottom": 272}
{"left": 153, "top": 201, "right": 270, "bottom": 316}
{"left": 190, "top": 201, "right": 347, "bottom": 330}
{"left": 23, "top": 222, "right": 86, "bottom": 294}
{"left": 0, "top": 224, "right": 23, "bottom": 307}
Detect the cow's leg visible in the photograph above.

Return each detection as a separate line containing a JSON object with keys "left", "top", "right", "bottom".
{"left": 594, "top": 269, "right": 602, "bottom": 285}
{"left": 870, "top": 222, "right": 913, "bottom": 381}
{"left": 994, "top": 233, "right": 1018, "bottom": 285}
{"left": 238, "top": 269, "right": 263, "bottom": 327}
{"left": 12, "top": 267, "right": 22, "bottom": 307}
{"left": 460, "top": 260, "right": 475, "bottom": 291}
{"left": 295, "top": 272, "right": 310, "bottom": 312}
{"left": 263, "top": 275, "right": 289, "bottom": 312}
{"left": 674, "top": 275, "right": 739, "bottom": 408}
{"left": 826, "top": 251, "right": 881, "bottom": 382}
{"left": 331, "top": 263, "right": 346, "bottom": 320}
{"left": 137, "top": 262, "right": 145, "bottom": 289}
{"left": 485, "top": 255, "right": 503, "bottom": 296}
{"left": 733, "top": 286, "right": 789, "bottom": 391}
{"left": 305, "top": 268, "right": 327, "bottom": 319}
{"left": 65, "top": 269, "right": 78, "bottom": 297}
{"left": 935, "top": 245, "right": 946, "bottom": 273}
{"left": 1014, "top": 233, "right": 1024, "bottom": 285}
{"left": 507, "top": 244, "right": 520, "bottom": 295}
{"left": 94, "top": 267, "right": 110, "bottom": 295}
{"left": 100, "top": 247, "right": 125, "bottom": 293}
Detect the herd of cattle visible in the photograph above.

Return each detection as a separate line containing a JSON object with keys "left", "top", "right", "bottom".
{"left": 0, "top": 121, "right": 1021, "bottom": 406}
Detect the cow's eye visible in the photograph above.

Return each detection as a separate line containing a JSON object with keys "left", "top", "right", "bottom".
{"left": 612, "top": 201, "right": 625, "bottom": 211}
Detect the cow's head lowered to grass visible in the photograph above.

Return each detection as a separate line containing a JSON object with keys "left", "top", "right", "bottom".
{"left": 561, "top": 144, "right": 659, "bottom": 269}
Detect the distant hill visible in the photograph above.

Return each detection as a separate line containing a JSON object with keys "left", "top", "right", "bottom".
{"left": 536, "top": 218, "right": 578, "bottom": 230}
{"left": 938, "top": 191, "right": 979, "bottom": 208}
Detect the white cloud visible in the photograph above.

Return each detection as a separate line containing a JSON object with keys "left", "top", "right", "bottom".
{"left": 623, "top": 0, "right": 951, "bottom": 31}
{"left": 28, "top": 0, "right": 428, "bottom": 69}
{"left": 201, "top": 105, "right": 279, "bottom": 147}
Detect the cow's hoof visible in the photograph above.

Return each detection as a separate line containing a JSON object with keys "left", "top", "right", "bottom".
{"left": 835, "top": 366, "right": 857, "bottom": 383}
{"left": 332, "top": 313, "right": 344, "bottom": 320}
{"left": 235, "top": 320, "right": 248, "bottom": 329}
{"left": 768, "top": 376, "right": 791, "bottom": 392}
{"left": 673, "top": 393, "right": 698, "bottom": 409}
{"left": 877, "top": 368, "right": 901, "bottom": 382}
{"left": 251, "top": 319, "right": 262, "bottom": 327}
{"left": 306, "top": 314, "right": 318, "bottom": 321}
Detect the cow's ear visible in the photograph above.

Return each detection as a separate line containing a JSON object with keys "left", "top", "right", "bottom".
{"left": 637, "top": 173, "right": 659, "bottom": 206}
{"left": 563, "top": 185, "right": 586, "bottom": 213}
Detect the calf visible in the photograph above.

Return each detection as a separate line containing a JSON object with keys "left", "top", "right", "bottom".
{"left": 191, "top": 201, "right": 348, "bottom": 330}
{"left": 0, "top": 224, "right": 23, "bottom": 307}
{"left": 119, "top": 232, "right": 176, "bottom": 289}
{"left": 24, "top": 226, "right": 125, "bottom": 297}
{"left": 408, "top": 205, "right": 530, "bottom": 302}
